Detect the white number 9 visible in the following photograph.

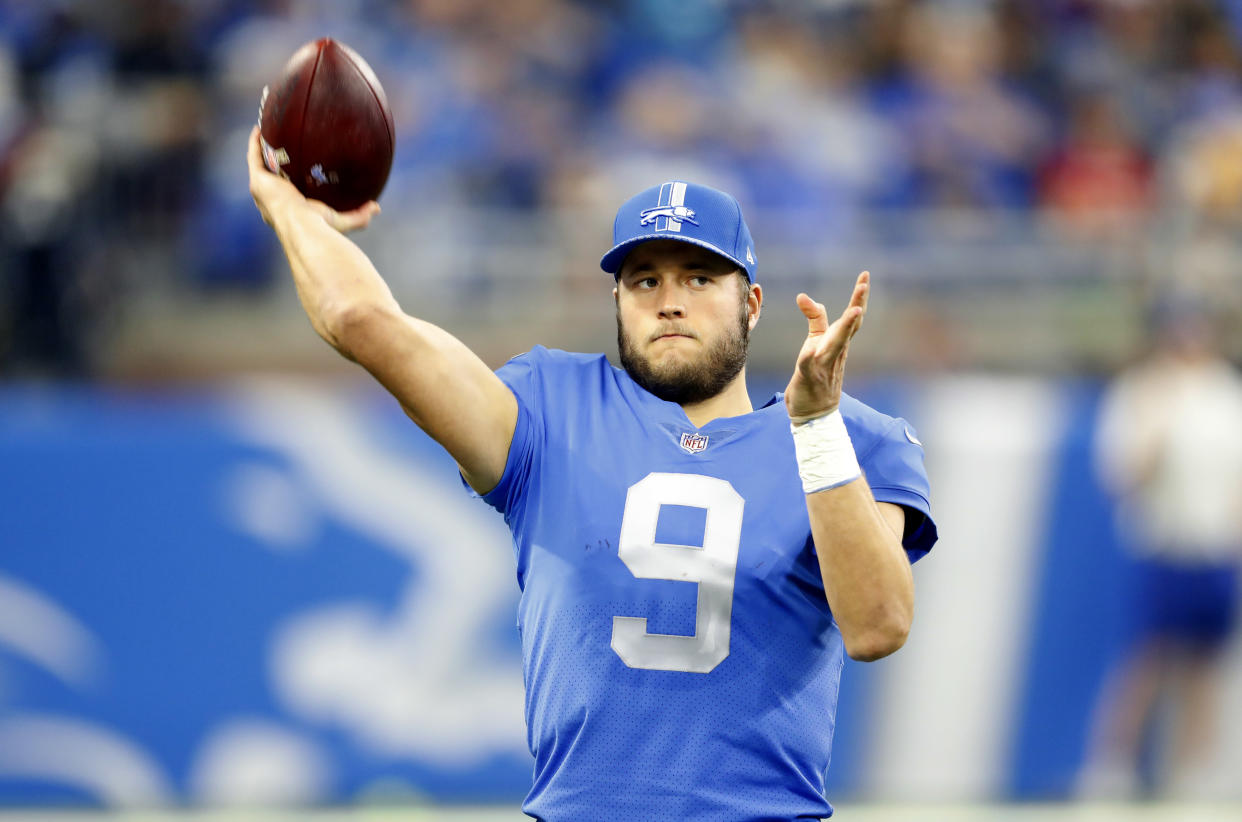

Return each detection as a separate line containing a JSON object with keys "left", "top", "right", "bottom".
{"left": 610, "top": 472, "right": 744, "bottom": 673}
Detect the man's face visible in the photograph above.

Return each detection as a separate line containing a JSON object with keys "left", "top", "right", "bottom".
{"left": 614, "top": 239, "right": 760, "bottom": 405}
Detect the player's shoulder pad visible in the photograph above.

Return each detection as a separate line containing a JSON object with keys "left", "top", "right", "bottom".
{"left": 496, "top": 346, "right": 613, "bottom": 407}
{"left": 500, "top": 345, "right": 609, "bottom": 371}
{"left": 498, "top": 346, "right": 611, "bottom": 384}
{"left": 839, "top": 391, "right": 929, "bottom": 496}
{"left": 839, "top": 392, "right": 913, "bottom": 451}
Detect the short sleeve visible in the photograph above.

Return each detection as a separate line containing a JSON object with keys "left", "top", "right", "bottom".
{"left": 461, "top": 347, "right": 547, "bottom": 523}
{"left": 858, "top": 418, "right": 938, "bottom": 563}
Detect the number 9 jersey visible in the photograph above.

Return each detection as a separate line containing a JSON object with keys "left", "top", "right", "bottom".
{"left": 472, "top": 346, "right": 937, "bottom": 821}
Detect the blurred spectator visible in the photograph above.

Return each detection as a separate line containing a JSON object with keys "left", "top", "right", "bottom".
{"left": 593, "top": 60, "right": 737, "bottom": 196}
{"left": 1087, "top": 297, "right": 1242, "bottom": 798}
{"left": 725, "top": 10, "right": 897, "bottom": 244}
{"left": 1037, "top": 91, "right": 1154, "bottom": 238}
{"left": 1174, "top": 0, "right": 1242, "bottom": 121}
{"left": 0, "top": 7, "right": 105, "bottom": 376}
{"left": 868, "top": 1, "right": 1049, "bottom": 209}
{"left": 0, "top": 121, "right": 100, "bottom": 375}
{"left": 1165, "top": 110, "right": 1242, "bottom": 229}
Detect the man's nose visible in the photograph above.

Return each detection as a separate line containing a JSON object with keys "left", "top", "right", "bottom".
{"left": 658, "top": 297, "right": 686, "bottom": 319}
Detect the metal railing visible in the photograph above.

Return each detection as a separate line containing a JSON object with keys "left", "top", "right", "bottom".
{"left": 10, "top": 205, "right": 1237, "bottom": 379}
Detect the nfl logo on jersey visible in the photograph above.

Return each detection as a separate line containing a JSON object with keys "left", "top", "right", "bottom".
{"left": 679, "top": 432, "right": 709, "bottom": 454}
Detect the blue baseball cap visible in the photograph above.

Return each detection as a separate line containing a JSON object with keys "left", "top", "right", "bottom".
{"left": 600, "top": 181, "right": 758, "bottom": 282}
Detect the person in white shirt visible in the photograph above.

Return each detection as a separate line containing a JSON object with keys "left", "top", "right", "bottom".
{"left": 1086, "top": 298, "right": 1242, "bottom": 797}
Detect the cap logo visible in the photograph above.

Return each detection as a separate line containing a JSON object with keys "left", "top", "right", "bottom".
{"left": 640, "top": 205, "right": 698, "bottom": 228}
{"left": 640, "top": 181, "right": 697, "bottom": 233}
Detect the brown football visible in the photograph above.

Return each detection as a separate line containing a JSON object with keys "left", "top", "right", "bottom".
{"left": 258, "top": 38, "right": 394, "bottom": 212}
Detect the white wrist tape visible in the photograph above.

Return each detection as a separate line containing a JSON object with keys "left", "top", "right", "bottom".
{"left": 790, "top": 409, "right": 861, "bottom": 494}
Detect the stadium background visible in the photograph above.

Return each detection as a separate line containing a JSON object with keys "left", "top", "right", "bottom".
{"left": 2, "top": 0, "right": 1241, "bottom": 819}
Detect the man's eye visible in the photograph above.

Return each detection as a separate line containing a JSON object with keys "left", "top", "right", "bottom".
{"left": 640, "top": 278, "right": 659, "bottom": 288}
{"left": 691, "top": 276, "right": 710, "bottom": 286}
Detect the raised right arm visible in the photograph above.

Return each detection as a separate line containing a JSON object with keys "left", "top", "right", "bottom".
{"left": 246, "top": 127, "right": 517, "bottom": 493}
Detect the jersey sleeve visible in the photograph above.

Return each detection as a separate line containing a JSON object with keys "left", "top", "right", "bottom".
{"left": 855, "top": 416, "right": 938, "bottom": 563}
{"left": 463, "top": 346, "right": 548, "bottom": 525}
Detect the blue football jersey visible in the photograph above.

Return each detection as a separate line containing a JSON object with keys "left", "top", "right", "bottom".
{"left": 475, "top": 346, "right": 936, "bottom": 822}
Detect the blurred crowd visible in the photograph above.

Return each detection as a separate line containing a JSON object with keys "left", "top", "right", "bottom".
{"left": 1, "top": 0, "right": 1241, "bottom": 374}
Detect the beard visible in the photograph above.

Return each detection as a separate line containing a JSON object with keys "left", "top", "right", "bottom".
{"left": 618, "top": 296, "right": 750, "bottom": 405}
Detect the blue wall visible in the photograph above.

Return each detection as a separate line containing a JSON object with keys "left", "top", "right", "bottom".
{"left": 0, "top": 378, "right": 1139, "bottom": 806}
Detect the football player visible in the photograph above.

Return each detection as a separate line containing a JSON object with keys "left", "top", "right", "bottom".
{"left": 247, "top": 128, "right": 937, "bottom": 821}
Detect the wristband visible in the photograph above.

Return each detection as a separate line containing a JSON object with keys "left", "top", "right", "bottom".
{"left": 790, "top": 409, "right": 861, "bottom": 494}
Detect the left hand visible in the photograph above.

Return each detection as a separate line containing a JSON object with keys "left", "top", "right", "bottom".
{"left": 784, "top": 271, "right": 869, "bottom": 421}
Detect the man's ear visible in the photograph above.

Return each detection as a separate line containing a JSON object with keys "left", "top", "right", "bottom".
{"left": 748, "top": 282, "right": 763, "bottom": 330}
